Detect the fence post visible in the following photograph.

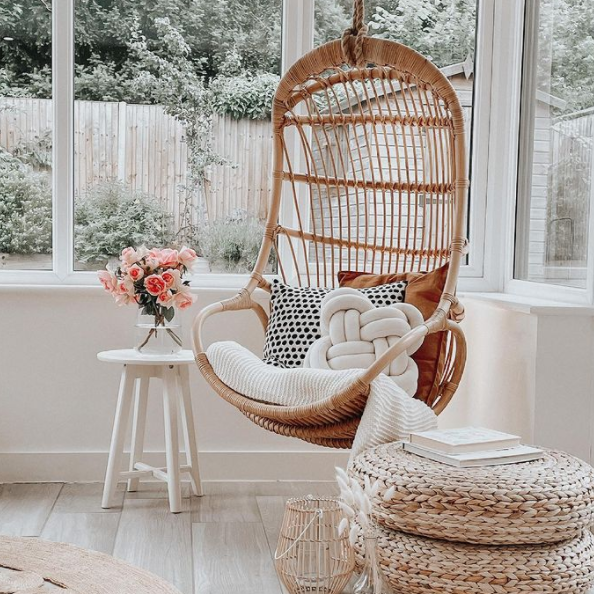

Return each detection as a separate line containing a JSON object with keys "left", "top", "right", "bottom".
{"left": 117, "top": 101, "right": 127, "bottom": 182}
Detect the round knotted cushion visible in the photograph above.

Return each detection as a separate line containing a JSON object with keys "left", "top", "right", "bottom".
{"left": 304, "top": 288, "right": 424, "bottom": 396}
{"left": 354, "top": 523, "right": 594, "bottom": 594}
{"left": 350, "top": 443, "right": 594, "bottom": 545}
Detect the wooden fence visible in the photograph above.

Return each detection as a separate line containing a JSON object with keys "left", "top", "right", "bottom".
{"left": 0, "top": 98, "right": 274, "bottom": 226}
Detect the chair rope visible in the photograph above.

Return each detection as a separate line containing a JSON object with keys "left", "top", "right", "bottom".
{"left": 342, "top": 0, "right": 368, "bottom": 67}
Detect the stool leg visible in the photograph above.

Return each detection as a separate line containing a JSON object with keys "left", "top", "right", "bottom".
{"left": 178, "top": 366, "right": 203, "bottom": 497}
{"left": 102, "top": 365, "right": 135, "bottom": 509}
{"left": 162, "top": 366, "right": 182, "bottom": 513}
{"left": 127, "top": 369, "right": 150, "bottom": 492}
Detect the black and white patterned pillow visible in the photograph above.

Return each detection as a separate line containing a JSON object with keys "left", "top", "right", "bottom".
{"left": 263, "top": 279, "right": 407, "bottom": 368}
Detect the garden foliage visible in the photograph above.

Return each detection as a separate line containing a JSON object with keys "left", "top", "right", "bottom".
{"left": 74, "top": 181, "right": 173, "bottom": 264}
{"left": 0, "top": 151, "right": 51, "bottom": 254}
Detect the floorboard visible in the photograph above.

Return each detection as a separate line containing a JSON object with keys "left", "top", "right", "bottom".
{"left": 112, "top": 497, "right": 194, "bottom": 594}
{"left": 0, "top": 481, "right": 342, "bottom": 594}
{"left": 52, "top": 483, "right": 124, "bottom": 513}
{"left": 192, "top": 522, "right": 282, "bottom": 594}
{"left": 125, "top": 482, "right": 191, "bottom": 500}
{"left": 255, "top": 495, "right": 286, "bottom": 557}
{"left": 191, "top": 492, "right": 261, "bottom": 523}
{"left": 0, "top": 484, "right": 62, "bottom": 537}
{"left": 41, "top": 512, "right": 120, "bottom": 554}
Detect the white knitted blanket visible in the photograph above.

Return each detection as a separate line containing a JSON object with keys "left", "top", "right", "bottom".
{"left": 206, "top": 341, "right": 437, "bottom": 459}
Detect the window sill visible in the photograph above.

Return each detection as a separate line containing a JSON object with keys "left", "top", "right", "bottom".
{"left": 460, "top": 291, "right": 594, "bottom": 316}
{"left": 3, "top": 271, "right": 594, "bottom": 317}
{"left": 0, "top": 270, "right": 253, "bottom": 292}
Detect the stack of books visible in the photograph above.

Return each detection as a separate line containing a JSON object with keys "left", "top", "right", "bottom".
{"left": 404, "top": 427, "right": 544, "bottom": 468}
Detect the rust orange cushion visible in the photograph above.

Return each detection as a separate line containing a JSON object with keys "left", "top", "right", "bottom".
{"left": 337, "top": 264, "right": 449, "bottom": 406}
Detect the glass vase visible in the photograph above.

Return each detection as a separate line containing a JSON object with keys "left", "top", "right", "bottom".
{"left": 353, "top": 532, "right": 393, "bottom": 594}
{"left": 134, "top": 312, "right": 182, "bottom": 355}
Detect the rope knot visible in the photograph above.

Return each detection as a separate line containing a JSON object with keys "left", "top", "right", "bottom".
{"left": 304, "top": 288, "right": 425, "bottom": 396}
{"left": 342, "top": 0, "right": 368, "bottom": 67}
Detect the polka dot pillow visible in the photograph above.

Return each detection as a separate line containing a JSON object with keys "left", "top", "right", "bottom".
{"left": 263, "top": 279, "right": 407, "bottom": 368}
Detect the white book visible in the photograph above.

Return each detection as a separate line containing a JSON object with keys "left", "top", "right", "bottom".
{"left": 403, "top": 442, "right": 544, "bottom": 468}
{"left": 409, "top": 427, "right": 521, "bottom": 455}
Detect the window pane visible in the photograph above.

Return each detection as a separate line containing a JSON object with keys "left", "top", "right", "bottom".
{"left": 0, "top": 1, "right": 52, "bottom": 271}
{"left": 516, "top": 0, "right": 594, "bottom": 288}
{"left": 73, "top": 1, "right": 281, "bottom": 274}
{"left": 313, "top": 0, "right": 477, "bottom": 268}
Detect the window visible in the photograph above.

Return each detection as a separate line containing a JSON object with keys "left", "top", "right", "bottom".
{"left": 0, "top": 1, "right": 52, "bottom": 271}
{"left": 0, "top": 0, "right": 490, "bottom": 286}
{"left": 515, "top": 0, "right": 594, "bottom": 289}
{"left": 72, "top": 0, "right": 282, "bottom": 274}
{"left": 315, "top": 0, "right": 478, "bottom": 188}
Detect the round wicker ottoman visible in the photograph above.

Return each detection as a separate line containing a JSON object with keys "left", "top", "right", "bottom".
{"left": 350, "top": 443, "right": 594, "bottom": 545}
{"left": 354, "top": 523, "right": 594, "bottom": 594}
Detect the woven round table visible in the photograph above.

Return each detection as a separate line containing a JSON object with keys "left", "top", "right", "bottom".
{"left": 0, "top": 537, "right": 182, "bottom": 594}
{"left": 354, "top": 523, "right": 594, "bottom": 594}
{"left": 350, "top": 443, "right": 594, "bottom": 545}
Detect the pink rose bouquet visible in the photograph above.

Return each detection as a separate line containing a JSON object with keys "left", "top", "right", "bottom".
{"left": 99, "top": 246, "right": 198, "bottom": 351}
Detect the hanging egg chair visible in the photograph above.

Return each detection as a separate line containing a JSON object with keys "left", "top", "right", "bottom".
{"left": 192, "top": 0, "right": 468, "bottom": 448}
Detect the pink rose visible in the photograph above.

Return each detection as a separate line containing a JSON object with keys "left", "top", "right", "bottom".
{"left": 120, "top": 247, "right": 139, "bottom": 268}
{"left": 128, "top": 264, "right": 144, "bottom": 282}
{"left": 120, "top": 246, "right": 148, "bottom": 268}
{"left": 173, "top": 290, "right": 195, "bottom": 310}
{"left": 158, "top": 248, "right": 179, "bottom": 269}
{"left": 157, "top": 290, "right": 174, "bottom": 308}
{"left": 143, "top": 256, "right": 159, "bottom": 273}
{"left": 148, "top": 248, "right": 178, "bottom": 269}
{"left": 161, "top": 268, "right": 181, "bottom": 289}
{"left": 145, "top": 274, "right": 167, "bottom": 296}
{"left": 114, "top": 281, "right": 136, "bottom": 306}
{"left": 114, "top": 292, "right": 136, "bottom": 306}
{"left": 119, "top": 278, "right": 135, "bottom": 297}
{"left": 178, "top": 246, "right": 198, "bottom": 268}
{"left": 98, "top": 270, "right": 118, "bottom": 293}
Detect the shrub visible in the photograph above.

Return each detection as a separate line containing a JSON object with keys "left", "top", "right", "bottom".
{"left": 0, "top": 153, "right": 52, "bottom": 254}
{"left": 200, "top": 212, "right": 272, "bottom": 273}
{"left": 209, "top": 73, "right": 280, "bottom": 120}
{"left": 74, "top": 181, "right": 174, "bottom": 264}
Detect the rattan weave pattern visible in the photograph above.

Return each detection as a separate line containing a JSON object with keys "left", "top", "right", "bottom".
{"left": 354, "top": 524, "right": 594, "bottom": 594}
{"left": 0, "top": 536, "right": 182, "bottom": 594}
{"left": 350, "top": 443, "right": 594, "bottom": 545}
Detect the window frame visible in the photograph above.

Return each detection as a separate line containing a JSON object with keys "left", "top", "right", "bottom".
{"left": 506, "top": 0, "right": 594, "bottom": 304}
{"left": 0, "top": 0, "right": 493, "bottom": 291}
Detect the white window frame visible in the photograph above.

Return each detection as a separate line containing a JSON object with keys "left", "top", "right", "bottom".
{"left": 0, "top": 0, "right": 495, "bottom": 291}
{"left": 502, "top": 0, "right": 594, "bottom": 305}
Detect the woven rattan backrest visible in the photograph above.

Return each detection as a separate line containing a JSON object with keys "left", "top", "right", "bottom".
{"left": 252, "top": 37, "right": 468, "bottom": 291}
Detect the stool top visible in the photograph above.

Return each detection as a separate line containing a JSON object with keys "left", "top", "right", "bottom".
{"left": 351, "top": 441, "right": 594, "bottom": 545}
{"left": 97, "top": 349, "right": 195, "bottom": 365}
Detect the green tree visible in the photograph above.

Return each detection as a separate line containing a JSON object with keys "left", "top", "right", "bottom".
{"left": 367, "top": 0, "right": 476, "bottom": 67}
{"left": 537, "top": 0, "right": 594, "bottom": 112}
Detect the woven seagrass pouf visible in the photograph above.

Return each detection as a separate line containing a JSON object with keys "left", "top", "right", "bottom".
{"left": 350, "top": 443, "right": 594, "bottom": 545}
{"left": 354, "top": 523, "right": 594, "bottom": 594}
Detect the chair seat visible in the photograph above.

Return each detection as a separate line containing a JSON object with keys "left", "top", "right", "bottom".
{"left": 199, "top": 341, "right": 437, "bottom": 452}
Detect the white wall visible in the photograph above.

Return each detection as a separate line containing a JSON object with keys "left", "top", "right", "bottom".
{"left": 440, "top": 298, "right": 537, "bottom": 439}
{"left": 0, "top": 286, "right": 347, "bottom": 482}
{"left": 443, "top": 296, "right": 594, "bottom": 463}
{"left": 1, "top": 288, "right": 593, "bottom": 482}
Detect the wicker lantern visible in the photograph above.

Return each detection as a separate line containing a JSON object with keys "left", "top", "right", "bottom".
{"left": 275, "top": 496, "right": 354, "bottom": 594}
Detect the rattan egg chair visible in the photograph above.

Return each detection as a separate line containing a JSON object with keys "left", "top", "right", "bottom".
{"left": 192, "top": 0, "right": 468, "bottom": 449}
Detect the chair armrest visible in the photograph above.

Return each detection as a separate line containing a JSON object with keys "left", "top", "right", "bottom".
{"left": 191, "top": 288, "right": 269, "bottom": 354}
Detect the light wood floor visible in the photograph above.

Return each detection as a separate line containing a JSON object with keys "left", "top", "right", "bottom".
{"left": 0, "top": 481, "right": 339, "bottom": 594}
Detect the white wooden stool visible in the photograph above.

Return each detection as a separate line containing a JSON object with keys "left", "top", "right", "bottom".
{"left": 98, "top": 349, "right": 202, "bottom": 513}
